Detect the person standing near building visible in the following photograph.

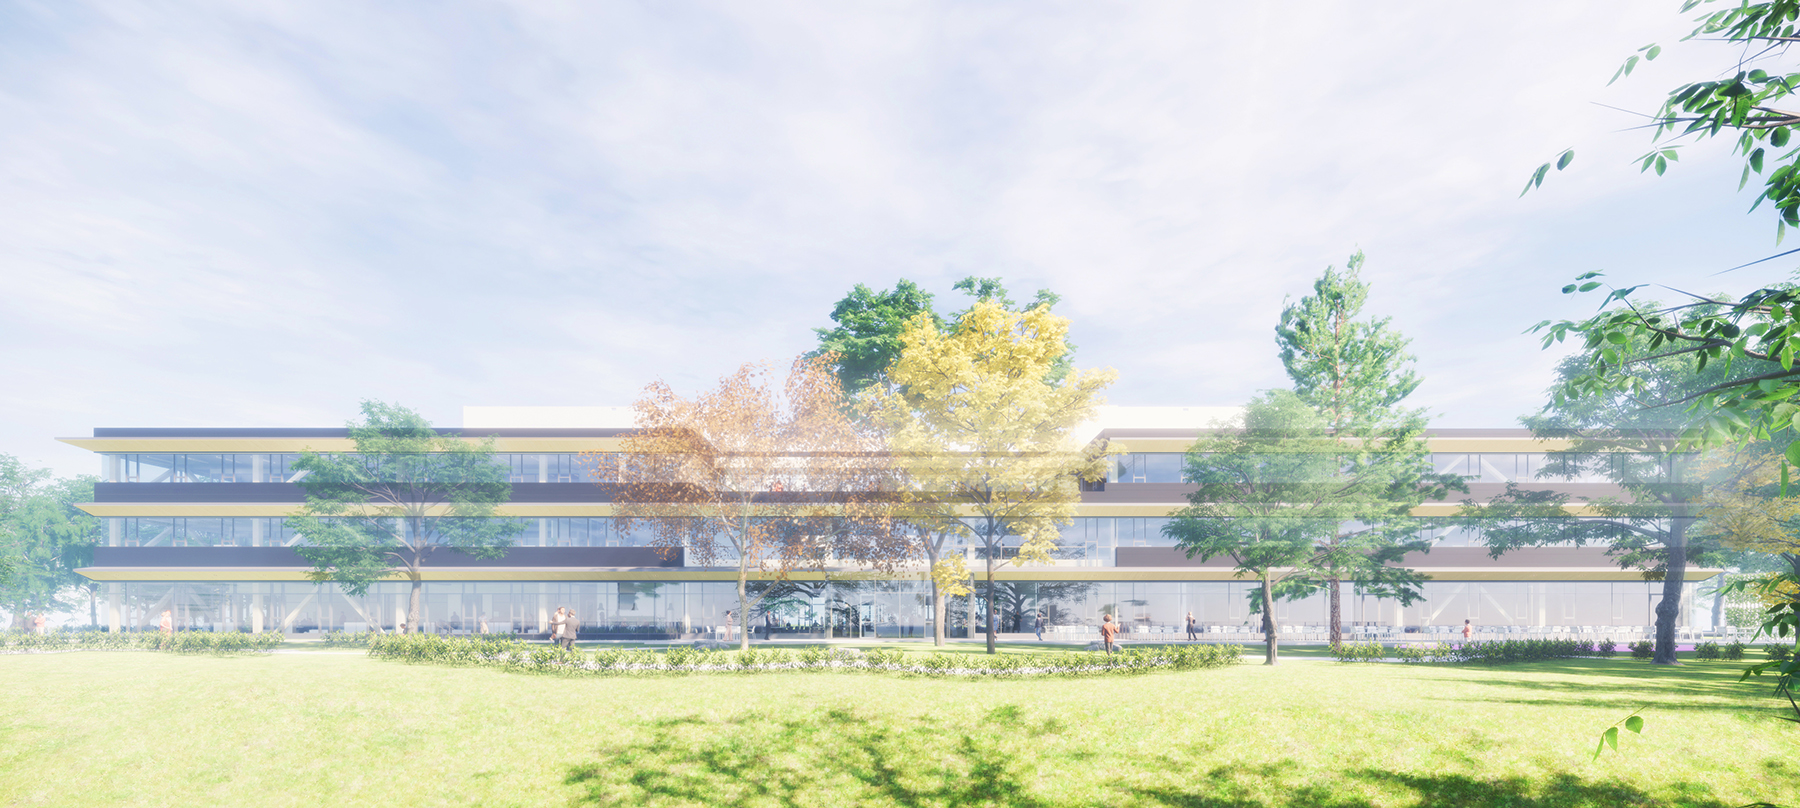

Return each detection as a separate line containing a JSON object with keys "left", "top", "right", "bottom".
{"left": 723, "top": 610, "right": 734, "bottom": 643}
{"left": 559, "top": 608, "right": 579, "bottom": 650}
{"left": 1099, "top": 613, "right": 1120, "bottom": 655}
{"left": 1462, "top": 619, "right": 1473, "bottom": 642}
{"left": 1034, "top": 610, "right": 1045, "bottom": 642}
{"left": 158, "top": 609, "right": 173, "bottom": 637}
{"left": 549, "top": 607, "right": 567, "bottom": 646}
{"left": 30, "top": 613, "right": 46, "bottom": 635}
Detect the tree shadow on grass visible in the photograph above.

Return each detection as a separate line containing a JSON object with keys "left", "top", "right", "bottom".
{"left": 1131, "top": 766, "right": 1767, "bottom": 808}
{"left": 565, "top": 704, "right": 1056, "bottom": 807}
{"left": 1398, "top": 664, "right": 1792, "bottom": 718}
{"left": 560, "top": 704, "right": 1784, "bottom": 807}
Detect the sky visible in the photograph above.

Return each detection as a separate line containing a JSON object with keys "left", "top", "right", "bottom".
{"left": 1, "top": 1, "right": 1791, "bottom": 479}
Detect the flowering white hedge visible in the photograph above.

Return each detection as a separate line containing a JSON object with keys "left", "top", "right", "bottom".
{"left": 363, "top": 632, "right": 1245, "bottom": 678}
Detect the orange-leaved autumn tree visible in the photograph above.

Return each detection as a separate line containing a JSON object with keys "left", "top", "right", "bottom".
{"left": 600, "top": 355, "right": 906, "bottom": 650}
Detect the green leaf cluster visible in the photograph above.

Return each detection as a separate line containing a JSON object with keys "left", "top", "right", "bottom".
{"left": 809, "top": 276, "right": 1073, "bottom": 400}
{"left": 287, "top": 401, "right": 522, "bottom": 601}
{"left": 1593, "top": 711, "right": 1647, "bottom": 762}
{"left": 0, "top": 454, "right": 102, "bottom": 624}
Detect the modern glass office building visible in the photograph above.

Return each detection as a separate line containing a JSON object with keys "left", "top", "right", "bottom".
{"left": 65, "top": 406, "right": 1719, "bottom": 640}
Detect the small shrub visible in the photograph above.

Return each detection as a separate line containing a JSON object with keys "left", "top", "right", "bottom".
{"left": 1629, "top": 641, "right": 1655, "bottom": 660}
{"left": 1767, "top": 644, "right": 1793, "bottom": 662}
{"left": 1694, "top": 641, "right": 1721, "bottom": 661}
{"left": 1723, "top": 641, "right": 1746, "bottom": 661}
{"left": 1332, "top": 641, "right": 1383, "bottom": 663}
{"left": 1597, "top": 639, "right": 1617, "bottom": 657}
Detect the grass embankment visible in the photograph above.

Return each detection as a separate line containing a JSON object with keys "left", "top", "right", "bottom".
{"left": 0, "top": 649, "right": 1793, "bottom": 807}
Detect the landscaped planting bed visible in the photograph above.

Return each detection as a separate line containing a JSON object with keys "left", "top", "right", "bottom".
{"left": 359, "top": 631, "right": 1244, "bottom": 677}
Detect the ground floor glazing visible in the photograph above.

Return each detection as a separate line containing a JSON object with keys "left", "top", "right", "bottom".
{"left": 89, "top": 578, "right": 1709, "bottom": 637}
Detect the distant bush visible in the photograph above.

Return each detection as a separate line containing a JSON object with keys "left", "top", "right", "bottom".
{"left": 1723, "top": 641, "right": 1746, "bottom": 662}
{"left": 0, "top": 629, "right": 281, "bottom": 655}
{"left": 1629, "top": 641, "right": 1655, "bottom": 660}
{"left": 1768, "top": 644, "right": 1793, "bottom": 663}
{"left": 1332, "top": 641, "right": 1384, "bottom": 663}
{"left": 361, "top": 634, "right": 1244, "bottom": 679}
{"left": 1596, "top": 639, "right": 1617, "bottom": 657}
{"left": 1694, "top": 641, "right": 1721, "bottom": 661}
{"left": 1392, "top": 639, "right": 1595, "bottom": 665}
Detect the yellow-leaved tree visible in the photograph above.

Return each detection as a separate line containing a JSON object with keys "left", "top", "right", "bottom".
{"left": 867, "top": 298, "right": 1116, "bottom": 654}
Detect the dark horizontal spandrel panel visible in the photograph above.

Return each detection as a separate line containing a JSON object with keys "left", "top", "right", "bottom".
{"left": 1082, "top": 482, "right": 1632, "bottom": 505}
{"left": 1115, "top": 548, "right": 1237, "bottom": 568}
{"left": 93, "top": 482, "right": 619, "bottom": 504}
{"left": 1117, "top": 546, "right": 1628, "bottom": 570}
{"left": 1399, "top": 546, "right": 1623, "bottom": 568}
{"left": 92, "top": 427, "right": 632, "bottom": 438}
{"left": 90, "top": 546, "right": 683, "bottom": 568}
{"left": 95, "top": 482, "right": 307, "bottom": 503}
{"left": 1080, "top": 484, "right": 1196, "bottom": 503}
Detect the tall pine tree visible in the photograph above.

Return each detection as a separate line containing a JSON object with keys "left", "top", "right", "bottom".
{"left": 1273, "top": 251, "right": 1460, "bottom": 649}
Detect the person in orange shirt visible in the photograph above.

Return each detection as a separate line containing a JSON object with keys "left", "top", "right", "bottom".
{"left": 1099, "top": 613, "right": 1121, "bottom": 655}
{"left": 158, "top": 610, "right": 173, "bottom": 637}
{"left": 1462, "top": 619, "right": 1474, "bottom": 641}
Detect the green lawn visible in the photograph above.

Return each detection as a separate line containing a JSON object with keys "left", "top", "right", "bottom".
{"left": 0, "top": 648, "right": 1793, "bottom": 807}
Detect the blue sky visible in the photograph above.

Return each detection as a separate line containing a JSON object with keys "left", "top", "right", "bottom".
{"left": 0, "top": 1, "right": 1788, "bottom": 478}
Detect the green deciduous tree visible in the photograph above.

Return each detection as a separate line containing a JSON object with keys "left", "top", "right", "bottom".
{"left": 809, "top": 280, "right": 944, "bottom": 399}
{"left": 867, "top": 298, "right": 1115, "bottom": 654}
{"left": 0, "top": 455, "right": 101, "bottom": 628}
{"left": 1164, "top": 391, "right": 1343, "bottom": 666}
{"left": 810, "top": 276, "right": 1071, "bottom": 401}
{"left": 286, "top": 401, "right": 522, "bottom": 634}
{"left": 1274, "top": 251, "right": 1462, "bottom": 649}
{"left": 1460, "top": 343, "right": 1750, "bottom": 664}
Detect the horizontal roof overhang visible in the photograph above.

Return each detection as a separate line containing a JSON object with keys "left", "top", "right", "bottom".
{"left": 73, "top": 565, "right": 1722, "bottom": 583}
{"left": 62, "top": 435, "right": 1608, "bottom": 455}
{"left": 60, "top": 437, "right": 627, "bottom": 453}
{"left": 73, "top": 501, "right": 1616, "bottom": 518}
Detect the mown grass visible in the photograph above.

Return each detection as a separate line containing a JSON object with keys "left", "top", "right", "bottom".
{"left": 0, "top": 648, "right": 1793, "bottom": 807}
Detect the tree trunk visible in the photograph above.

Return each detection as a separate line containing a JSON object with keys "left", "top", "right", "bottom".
{"left": 932, "top": 578, "right": 945, "bottom": 647}
{"left": 407, "top": 576, "right": 423, "bottom": 634}
{"left": 1653, "top": 517, "right": 1686, "bottom": 665}
{"left": 1710, "top": 582, "right": 1725, "bottom": 633}
{"left": 738, "top": 556, "right": 751, "bottom": 652}
{"left": 1328, "top": 573, "right": 1342, "bottom": 651}
{"left": 926, "top": 539, "right": 945, "bottom": 647}
{"left": 1262, "top": 570, "right": 1279, "bottom": 666}
{"left": 985, "top": 545, "right": 997, "bottom": 654}
{"left": 88, "top": 589, "right": 99, "bottom": 629}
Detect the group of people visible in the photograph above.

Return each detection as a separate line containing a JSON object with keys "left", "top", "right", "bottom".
{"left": 548, "top": 606, "right": 579, "bottom": 650}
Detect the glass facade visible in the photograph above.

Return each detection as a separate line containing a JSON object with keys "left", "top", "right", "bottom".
{"left": 94, "top": 578, "right": 1700, "bottom": 636}
{"left": 102, "top": 515, "right": 1638, "bottom": 554}
{"left": 104, "top": 453, "right": 627, "bottom": 483}
{"left": 1098, "top": 451, "right": 1671, "bottom": 486}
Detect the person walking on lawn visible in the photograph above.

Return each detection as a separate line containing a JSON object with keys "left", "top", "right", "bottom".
{"left": 1186, "top": 611, "right": 1198, "bottom": 641}
{"left": 1462, "top": 619, "right": 1473, "bottom": 642}
{"left": 1100, "top": 613, "right": 1121, "bottom": 655}
{"left": 1035, "top": 610, "right": 1045, "bottom": 642}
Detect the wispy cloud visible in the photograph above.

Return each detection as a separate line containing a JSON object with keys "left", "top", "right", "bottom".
{"left": 0, "top": 0, "right": 1780, "bottom": 475}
